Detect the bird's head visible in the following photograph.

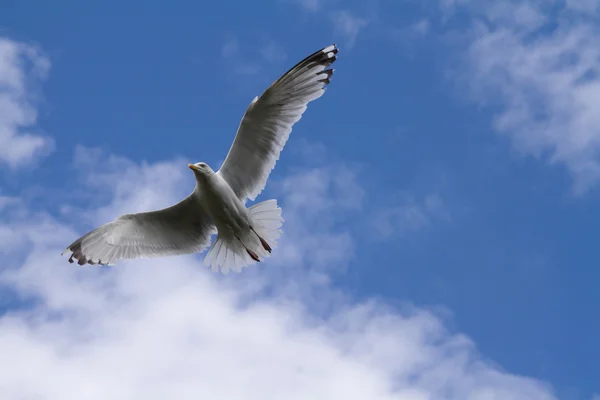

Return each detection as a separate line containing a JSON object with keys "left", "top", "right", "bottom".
{"left": 188, "top": 162, "right": 214, "bottom": 180}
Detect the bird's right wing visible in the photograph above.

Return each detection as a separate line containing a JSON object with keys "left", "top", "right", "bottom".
{"left": 62, "top": 194, "right": 216, "bottom": 266}
{"left": 217, "top": 44, "right": 338, "bottom": 202}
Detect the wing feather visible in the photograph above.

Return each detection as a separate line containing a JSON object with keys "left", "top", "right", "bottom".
{"left": 217, "top": 44, "right": 338, "bottom": 202}
{"left": 62, "top": 194, "right": 216, "bottom": 266}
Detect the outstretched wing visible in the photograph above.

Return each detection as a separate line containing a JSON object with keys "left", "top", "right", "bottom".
{"left": 62, "top": 194, "right": 216, "bottom": 266}
{"left": 217, "top": 44, "right": 338, "bottom": 202}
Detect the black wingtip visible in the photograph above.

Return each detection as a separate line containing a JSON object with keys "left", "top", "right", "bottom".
{"left": 327, "top": 45, "right": 338, "bottom": 55}
{"left": 319, "top": 44, "right": 338, "bottom": 61}
{"left": 317, "top": 68, "right": 335, "bottom": 84}
{"left": 62, "top": 239, "right": 107, "bottom": 267}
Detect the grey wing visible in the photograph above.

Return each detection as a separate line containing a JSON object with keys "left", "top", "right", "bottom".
{"left": 62, "top": 193, "right": 216, "bottom": 266}
{"left": 217, "top": 44, "right": 338, "bottom": 202}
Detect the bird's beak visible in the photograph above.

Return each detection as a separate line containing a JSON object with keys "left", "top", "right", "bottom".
{"left": 188, "top": 163, "right": 199, "bottom": 171}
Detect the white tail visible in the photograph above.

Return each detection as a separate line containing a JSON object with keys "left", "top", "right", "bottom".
{"left": 248, "top": 199, "right": 284, "bottom": 249}
{"left": 203, "top": 199, "right": 284, "bottom": 274}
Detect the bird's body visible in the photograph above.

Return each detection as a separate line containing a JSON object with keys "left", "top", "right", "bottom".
{"left": 193, "top": 164, "right": 270, "bottom": 266}
{"left": 62, "top": 44, "right": 338, "bottom": 273}
{"left": 197, "top": 166, "right": 248, "bottom": 236}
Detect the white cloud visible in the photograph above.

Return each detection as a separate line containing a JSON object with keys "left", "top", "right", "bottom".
{"left": 392, "top": 19, "right": 433, "bottom": 52}
{"left": 565, "top": 0, "right": 598, "bottom": 14}
{"left": 0, "top": 195, "right": 18, "bottom": 210}
{"left": 221, "top": 36, "right": 240, "bottom": 58}
{"left": 330, "top": 10, "right": 369, "bottom": 49}
{"left": 373, "top": 193, "right": 448, "bottom": 238}
{"left": 220, "top": 35, "right": 262, "bottom": 76}
{"left": 260, "top": 41, "right": 287, "bottom": 64}
{"left": 0, "top": 36, "right": 53, "bottom": 168}
{"left": 411, "top": 19, "right": 431, "bottom": 36}
{"left": 295, "top": 0, "right": 320, "bottom": 12}
{"left": 220, "top": 37, "right": 286, "bottom": 80}
{"left": 287, "top": 2, "right": 369, "bottom": 50}
{"left": 447, "top": 1, "right": 600, "bottom": 192}
{"left": 0, "top": 148, "right": 559, "bottom": 399}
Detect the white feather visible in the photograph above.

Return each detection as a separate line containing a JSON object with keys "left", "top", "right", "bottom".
{"left": 217, "top": 44, "right": 338, "bottom": 203}
{"left": 62, "top": 194, "right": 215, "bottom": 266}
{"left": 203, "top": 199, "right": 283, "bottom": 273}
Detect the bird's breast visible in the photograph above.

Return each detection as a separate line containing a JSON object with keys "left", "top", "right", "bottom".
{"left": 200, "top": 174, "right": 248, "bottom": 234}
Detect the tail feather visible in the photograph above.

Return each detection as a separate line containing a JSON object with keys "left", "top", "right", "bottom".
{"left": 248, "top": 199, "right": 283, "bottom": 247}
{"left": 204, "top": 236, "right": 249, "bottom": 274}
{"left": 203, "top": 199, "right": 284, "bottom": 274}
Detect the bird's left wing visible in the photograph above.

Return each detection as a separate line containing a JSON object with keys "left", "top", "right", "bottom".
{"left": 217, "top": 44, "right": 338, "bottom": 202}
{"left": 62, "top": 194, "right": 216, "bottom": 266}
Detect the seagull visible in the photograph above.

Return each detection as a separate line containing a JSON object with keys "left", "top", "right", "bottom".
{"left": 62, "top": 44, "right": 338, "bottom": 273}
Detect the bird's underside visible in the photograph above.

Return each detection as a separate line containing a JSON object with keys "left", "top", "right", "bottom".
{"left": 62, "top": 44, "right": 339, "bottom": 273}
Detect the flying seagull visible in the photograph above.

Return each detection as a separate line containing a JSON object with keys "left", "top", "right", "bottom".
{"left": 62, "top": 44, "right": 338, "bottom": 273}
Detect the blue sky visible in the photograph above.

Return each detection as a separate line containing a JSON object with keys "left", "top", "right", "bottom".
{"left": 1, "top": 1, "right": 599, "bottom": 399}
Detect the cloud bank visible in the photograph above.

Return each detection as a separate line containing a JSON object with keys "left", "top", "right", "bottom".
{"left": 0, "top": 37, "right": 53, "bottom": 168}
{"left": 0, "top": 148, "right": 559, "bottom": 400}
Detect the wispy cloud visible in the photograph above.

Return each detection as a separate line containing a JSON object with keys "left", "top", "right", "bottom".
{"left": 220, "top": 36, "right": 288, "bottom": 82}
{"left": 391, "top": 18, "right": 432, "bottom": 50}
{"left": 330, "top": 10, "right": 369, "bottom": 49}
{"left": 287, "top": 1, "right": 369, "bottom": 49}
{"left": 260, "top": 40, "right": 287, "bottom": 64}
{"left": 565, "top": 0, "right": 598, "bottom": 14}
{"left": 410, "top": 19, "right": 431, "bottom": 36}
{"left": 444, "top": 1, "right": 600, "bottom": 193}
{"left": 220, "top": 36, "right": 240, "bottom": 58}
{"left": 273, "top": 163, "right": 363, "bottom": 277}
{"left": 0, "top": 148, "right": 559, "bottom": 399}
{"left": 294, "top": 0, "right": 320, "bottom": 12}
{"left": 0, "top": 195, "right": 18, "bottom": 210}
{"left": 0, "top": 37, "right": 53, "bottom": 168}
{"left": 220, "top": 35, "right": 262, "bottom": 76}
{"left": 373, "top": 193, "right": 448, "bottom": 238}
